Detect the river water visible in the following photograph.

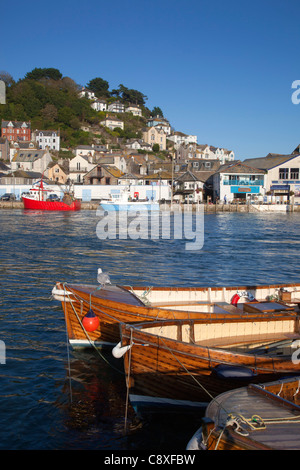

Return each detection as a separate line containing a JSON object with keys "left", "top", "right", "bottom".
{"left": 0, "top": 209, "right": 300, "bottom": 450}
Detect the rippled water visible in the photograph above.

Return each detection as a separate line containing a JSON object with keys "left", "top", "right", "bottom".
{"left": 0, "top": 209, "right": 300, "bottom": 450}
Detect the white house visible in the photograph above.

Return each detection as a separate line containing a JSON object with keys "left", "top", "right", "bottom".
{"left": 212, "top": 161, "right": 265, "bottom": 203}
{"left": 69, "top": 154, "right": 96, "bottom": 183}
{"left": 107, "top": 101, "right": 125, "bottom": 113}
{"left": 11, "top": 148, "right": 53, "bottom": 173}
{"left": 91, "top": 99, "right": 107, "bottom": 112}
{"left": 100, "top": 116, "right": 124, "bottom": 130}
{"left": 78, "top": 87, "right": 96, "bottom": 100}
{"left": 125, "top": 105, "right": 142, "bottom": 116}
{"left": 33, "top": 130, "right": 60, "bottom": 151}
{"left": 168, "top": 132, "right": 197, "bottom": 148}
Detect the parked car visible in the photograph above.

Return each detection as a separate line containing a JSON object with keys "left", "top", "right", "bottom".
{"left": 0, "top": 193, "right": 16, "bottom": 201}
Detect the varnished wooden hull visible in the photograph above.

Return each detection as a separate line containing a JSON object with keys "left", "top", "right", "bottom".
{"left": 52, "top": 281, "right": 300, "bottom": 348}
{"left": 119, "top": 315, "right": 300, "bottom": 414}
{"left": 187, "top": 377, "right": 300, "bottom": 450}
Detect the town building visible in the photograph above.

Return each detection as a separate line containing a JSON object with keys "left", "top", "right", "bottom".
{"left": 100, "top": 116, "right": 124, "bottom": 130}
{"left": 244, "top": 149, "right": 300, "bottom": 203}
{"left": 168, "top": 131, "right": 197, "bottom": 148}
{"left": 11, "top": 148, "right": 53, "bottom": 174}
{"left": 33, "top": 130, "right": 60, "bottom": 151}
{"left": 1, "top": 120, "right": 31, "bottom": 142}
{"left": 91, "top": 99, "right": 107, "bottom": 112}
{"left": 107, "top": 101, "right": 125, "bottom": 113}
{"left": 142, "top": 126, "right": 166, "bottom": 151}
{"left": 212, "top": 161, "right": 265, "bottom": 203}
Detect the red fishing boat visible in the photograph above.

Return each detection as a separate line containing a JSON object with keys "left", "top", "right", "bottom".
{"left": 22, "top": 179, "right": 81, "bottom": 211}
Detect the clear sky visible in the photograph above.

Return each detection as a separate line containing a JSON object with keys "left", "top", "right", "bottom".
{"left": 1, "top": 0, "right": 300, "bottom": 160}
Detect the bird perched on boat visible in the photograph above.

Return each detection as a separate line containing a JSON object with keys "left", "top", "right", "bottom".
{"left": 97, "top": 268, "right": 111, "bottom": 287}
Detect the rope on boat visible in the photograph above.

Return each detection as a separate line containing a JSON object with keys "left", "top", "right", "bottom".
{"left": 62, "top": 283, "right": 124, "bottom": 375}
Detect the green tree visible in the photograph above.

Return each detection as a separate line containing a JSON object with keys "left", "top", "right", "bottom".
{"left": 25, "top": 68, "right": 63, "bottom": 81}
{"left": 87, "top": 77, "right": 109, "bottom": 97}
{"left": 116, "top": 84, "right": 147, "bottom": 105}
{"left": 152, "top": 106, "right": 163, "bottom": 117}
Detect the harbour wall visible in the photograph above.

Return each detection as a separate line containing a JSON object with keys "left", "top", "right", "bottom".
{"left": 1, "top": 201, "right": 300, "bottom": 212}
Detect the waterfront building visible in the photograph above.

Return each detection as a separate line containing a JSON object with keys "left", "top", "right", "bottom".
{"left": 0, "top": 137, "right": 10, "bottom": 160}
{"left": 11, "top": 148, "right": 53, "bottom": 174}
{"left": 174, "top": 170, "right": 204, "bottom": 203}
{"left": 244, "top": 150, "right": 300, "bottom": 203}
{"left": 46, "top": 161, "right": 69, "bottom": 184}
{"left": 213, "top": 161, "right": 265, "bottom": 203}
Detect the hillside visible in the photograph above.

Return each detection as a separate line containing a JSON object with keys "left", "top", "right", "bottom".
{"left": 0, "top": 68, "right": 166, "bottom": 157}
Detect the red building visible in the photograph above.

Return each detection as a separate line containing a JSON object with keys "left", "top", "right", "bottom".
{"left": 1, "top": 120, "right": 31, "bottom": 142}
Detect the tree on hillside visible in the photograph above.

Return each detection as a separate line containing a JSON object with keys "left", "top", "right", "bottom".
{"left": 115, "top": 84, "right": 147, "bottom": 105}
{"left": 87, "top": 77, "right": 110, "bottom": 97}
{"left": 151, "top": 106, "right": 163, "bottom": 117}
{"left": 25, "top": 68, "right": 63, "bottom": 81}
{"left": 0, "top": 71, "right": 14, "bottom": 86}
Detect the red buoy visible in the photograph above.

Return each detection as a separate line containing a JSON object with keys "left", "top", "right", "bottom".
{"left": 82, "top": 309, "right": 99, "bottom": 332}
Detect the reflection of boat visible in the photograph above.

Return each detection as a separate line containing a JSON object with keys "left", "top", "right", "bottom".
{"left": 187, "top": 376, "right": 300, "bottom": 450}
{"left": 118, "top": 311, "right": 300, "bottom": 415}
{"left": 100, "top": 189, "right": 159, "bottom": 211}
{"left": 22, "top": 179, "right": 81, "bottom": 211}
{"left": 52, "top": 279, "right": 300, "bottom": 349}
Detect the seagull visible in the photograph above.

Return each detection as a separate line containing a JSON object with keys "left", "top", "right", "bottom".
{"left": 97, "top": 268, "right": 111, "bottom": 287}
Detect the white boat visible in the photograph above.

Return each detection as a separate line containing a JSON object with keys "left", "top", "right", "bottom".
{"left": 100, "top": 190, "right": 159, "bottom": 211}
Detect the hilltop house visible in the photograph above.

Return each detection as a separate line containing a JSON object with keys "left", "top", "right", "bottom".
{"left": 78, "top": 87, "right": 96, "bottom": 100}
{"left": 11, "top": 148, "right": 53, "bottom": 173}
{"left": 125, "top": 104, "right": 142, "bottom": 116}
{"left": 168, "top": 132, "right": 197, "bottom": 148}
{"left": 1, "top": 120, "right": 31, "bottom": 142}
{"left": 213, "top": 161, "right": 265, "bottom": 203}
{"left": 91, "top": 99, "right": 107, "bottom": 112}
{"left": 107, "top": 101, "right": 125, "bottom": 113}
{"left": 244, "top": 149, "right": 300, "bottom": 203}
{"left": 32, "top": 129, "right": 60, "bottom": 151}
{"left": 100, "top": 116, "right": 124, "bottom": 130}
{"left": 146, "top": 117, "right": 171, "bottom": 135}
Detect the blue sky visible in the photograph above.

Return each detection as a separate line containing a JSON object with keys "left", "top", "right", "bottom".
{"left": 1, "top": 0, "right": 300, "bottom": 159}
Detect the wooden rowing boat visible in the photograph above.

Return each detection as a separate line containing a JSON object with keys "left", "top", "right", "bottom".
{"left": 52, "top": 280, "right": 300, "bottom": 348}
{"left": 117, "top": 311, "right": 300, "bottom": 414}
{"left": 187, "top": 376, "right": 300, "bottom": 450}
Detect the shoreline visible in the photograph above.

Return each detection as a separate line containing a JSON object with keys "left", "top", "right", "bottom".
{"left": 1, "top": 201, "right": 300, "bottom": 212}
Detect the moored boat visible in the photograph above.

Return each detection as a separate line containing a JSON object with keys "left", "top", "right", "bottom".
{"left": 117, "top": 311, "right": 300, "bottom": 415}
{"left": 52, "top": 279, "right": 300, "bottom": 349}
{"left": 187, "top": 376, "right": 300, "bottom": 450}
{"left": 99, "top": 189, "right": 159, "bottom": 211}
{"left": 22, "top": 179, "right": 81, "bottom": 211}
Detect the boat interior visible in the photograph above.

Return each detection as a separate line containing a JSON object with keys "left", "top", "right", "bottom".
{"left": 139, "top": 313, "right": 300, "bottom": 358}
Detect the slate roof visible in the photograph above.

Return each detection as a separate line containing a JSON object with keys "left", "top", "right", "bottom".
{"left": 243, "top": 153, "right": 299, "bottom": 170}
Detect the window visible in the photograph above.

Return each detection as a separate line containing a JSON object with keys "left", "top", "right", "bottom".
{"left": 290, "top": 168, "right": 299, "bottom": 179}
{"left": 279, "top": 168, "right": 289, "bottom": 179}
